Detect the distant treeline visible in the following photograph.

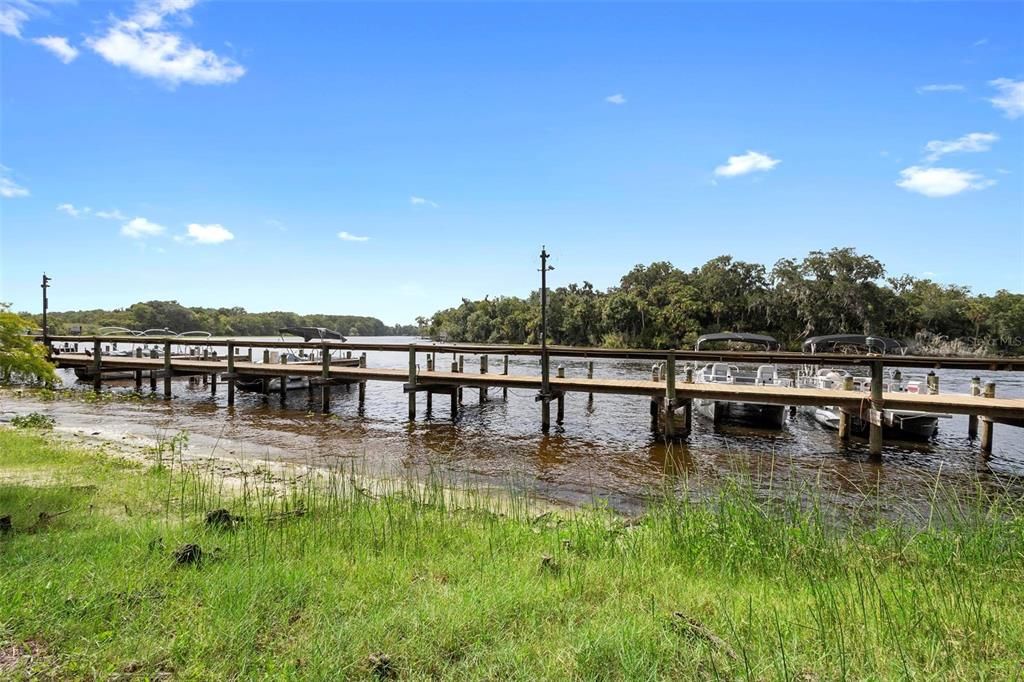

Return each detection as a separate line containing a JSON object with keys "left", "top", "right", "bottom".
{"left": 420, "top": 248, "right": 1024, "bottom": 354}
{"left": 24, "top": 300, "right": 418, "bottom": 337}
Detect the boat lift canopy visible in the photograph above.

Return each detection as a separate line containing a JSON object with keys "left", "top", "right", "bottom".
{"left": 279, "top": 327, "right": 347, "bottom": 343}
{"left": 802, "top": 334, "right": 905, "bottom": 355}
{"left": 695, "top": 332, "right": 781, "bottom": 351}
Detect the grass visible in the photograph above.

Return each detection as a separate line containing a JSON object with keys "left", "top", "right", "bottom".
{"left": 2, "top": 429, "right": 1023, "bottom": 680}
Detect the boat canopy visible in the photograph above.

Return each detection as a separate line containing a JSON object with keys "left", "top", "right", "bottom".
{"left": 176, "top": 330, "right": 212, "bottom": 339}
{"left": 279, "top": 327, "right": 347, "bottom": 343}
{"left": 141, "top": 328, "right": 176, "bottom": 336}
{"left": 802, "top": 334, "right": 905, "bottom": 355}
{"left": 695, "top": 332, "right": 781, "bottom": 351}
{"left": 96, "top": 326, "right": 142, "bottom": 336}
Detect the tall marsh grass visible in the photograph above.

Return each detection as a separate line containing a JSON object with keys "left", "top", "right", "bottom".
{"left": 1, "top": 428, "right": 1023, "bottom": 680}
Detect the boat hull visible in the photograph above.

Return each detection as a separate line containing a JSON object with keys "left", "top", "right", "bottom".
{"left": 695, "top": 399, "right": 787, "bottom": 429}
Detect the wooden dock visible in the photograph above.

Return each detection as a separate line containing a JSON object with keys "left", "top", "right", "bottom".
{"left": 44, "top": 334, "right": 1024, "bottom": 459}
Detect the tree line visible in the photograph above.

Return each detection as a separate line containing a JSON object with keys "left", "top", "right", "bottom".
{"left": 419, "top": 248, "right": 1024, "bottom": 354}
{"left": 21, "top": 300, "right": 418, "bottom": 337}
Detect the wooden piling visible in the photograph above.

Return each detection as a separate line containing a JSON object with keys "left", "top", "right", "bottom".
{"left": 202, "top": 348, "right": 209, "bottom": 385}
{"left": 967, "top": 376, "right": 980, "bottom": 438}
{"left": 838, "top": 375, "right": 854, "bottom": 441}
{"left": 227, "top": 341, "right": 236, "bottom": 406}
{"left": 663, "top": 353, "right": 676, "bottom": 439}
{"left": 980, "top": 381, "right": 996, "bottom": 454}
{"left": 321, "top": 344, "right": 331, "bottom": 413}
{"left": 408, "top": 347, "right": 417, "bottom": 421}
{"left": 480, "top": 355, "right": 488, "bottom": 403}
{"left": 503, "top": 355, "right": 509, "bottom": 400}
{"left": 134, "top": 348, "right": 143, "bottom": 389}
{"left": 92, "top": 339, "right": 102, "bottom": 393}
{"left": 540, "top": 356, "right": 551, "bottom": 432}
{"left": 163, "top": 341, "right": 172, "bottom": 399}
{"left": 149, "top": 349, "right": 157, "bottom": 390}
{"left": 450, "top": 360, "right": 459, "bottom": 420}
{"left": 556, "top": 365, "right": 565, "bottom": 424}
{"left": 358, "top": 353, "right": 366, "bottom": 406}
{"left": 868, "top": 361, "right": 883, "bottom": 457}
{"left": 210, "top": 370, "right": 217, "bottom": 395}
{"left": 587, "top": 360, "right": 594, "bottom": 402}
{"left": 458, "top": 355, "right": 464, "bottom": 404}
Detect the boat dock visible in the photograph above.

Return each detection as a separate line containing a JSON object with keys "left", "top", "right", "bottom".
{"left": 44, "top": 335, "right": 1024, "bottom": 458}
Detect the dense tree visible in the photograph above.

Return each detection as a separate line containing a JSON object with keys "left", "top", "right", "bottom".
{"left": 1, "top": 304, "right": 57, "bottom": 384}
{"left": 424, "top": 248, "right": 1023, "bottom": 353}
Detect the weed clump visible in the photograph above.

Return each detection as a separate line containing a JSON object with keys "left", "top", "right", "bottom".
{"left": 10, "top": 413, "right": 55, "bottom": 430}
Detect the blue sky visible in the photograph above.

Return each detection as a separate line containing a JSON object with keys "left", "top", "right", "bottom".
{"left": 1, "top": 1, "right": 1022, "bottom": 324}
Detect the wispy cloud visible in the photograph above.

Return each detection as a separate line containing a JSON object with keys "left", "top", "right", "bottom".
{"left": 0, "top": 167, "right": 29, "bottom": 198}
{"left": 95, "top": 208, "right": 127, "bottom": 220}
{"left": 924, "top": 132, "right": 997, "bottom": 161}
{"left": 916, "top": 83, "right": 964, "bottom": 94}
{"left": 338, "top": 231, "right": 369, "bottom": 242}
{"left": 121, "top": 216, "right": 165, "bottom": 238}
{"left": 56, "top": 202, "right": 91, "bottom": 217}
{"left": 896, "top": 166, "right": 994, "bottom": 198}
{"left": 973, "top": 38, "right": 988, "bottom": 47}
{"left": 0, "top": 0, "right": 37, "bottom": 38}
{"left": 410, "top": 196, "right": 438, "bottom": 208}
{"left": 714, "top": 150, "right": 780, "bottom": 177}
{"left": 605, "top": 93, "right": 626, "bottom": 105}
{"left": 989, "top": 78, "right": 1024, "bottom": 119}
{"left": 182, "top": 222, "right": 234, "bottom": 244}
{"left": 87, "top": 0, "right": 245, "bottom": 86}
{"left": 32, "top": 35, "right": 79, "bottom": 63}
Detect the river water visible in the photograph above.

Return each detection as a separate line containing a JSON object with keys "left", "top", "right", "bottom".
{"left": 4, "top": 336, "right": 1023, "bottom": 516}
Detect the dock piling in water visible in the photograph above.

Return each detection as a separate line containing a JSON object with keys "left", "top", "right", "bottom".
{"left": 981, "top": 382, "right": 996, "bottom": 454}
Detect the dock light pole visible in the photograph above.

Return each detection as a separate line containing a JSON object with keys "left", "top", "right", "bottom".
{"left": 538, "top": 247, "right": 555, "bottom": 431}
{"left": 41, "top": 273, "right": 51, "bottom": 352}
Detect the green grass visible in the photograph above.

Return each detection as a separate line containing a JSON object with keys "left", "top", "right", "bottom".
{"left": 2, "top": 429, "right": 1023, "bottom": 680}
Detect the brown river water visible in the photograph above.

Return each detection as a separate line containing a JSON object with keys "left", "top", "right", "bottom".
{"left": 3, "top": 336, "right": 1023, "bottom": 517}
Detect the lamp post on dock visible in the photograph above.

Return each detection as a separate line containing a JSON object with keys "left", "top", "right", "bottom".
{"left": 538, "top": 247, "right": 554, "bottom": 431}
{"left": 40, "top": 273, "right": 51, "bottom": 352}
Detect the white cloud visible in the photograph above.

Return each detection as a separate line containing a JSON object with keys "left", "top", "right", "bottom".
{"left": 121, "top": 216, "right": 165, "bottom": 238}
{"left": 95, "top": 208, "right": 128, "bottom": 220}
{"left": 32, "top": 35, "right": 79, "bottom": 63}
{"left": 923, "top": 132, "right": 997, "bottom": 161}
{"left": 0, "top": 168, "right": 29, "bottom": 198}
{"left": 973, "top": 38, "right": 988, "bottom": 47}
{"left": 337, "top": 231, "right": 369, "bottom": 242}
{"left": 183, "top": 222, "right": 234, "bottom": 244}
{"left": 56, "top": 202, "right": 92, "bottom": 217}
{"left": 989, "top": 78, "right": 1024, "bottom": 119}
{"left": 714, "top": 150, "right": 780, "bottom": 177}
{"left": 0, "top": 0, "right": 33, "bottom": 38}
{"left": 896, "top": 166, "right": 994, "bottom": 198}
{"left": 410, "top": 196, "right": 438, "bottom": 208}
{"left": 87, "top": 0, "right": 245, "bottom": 86}
{"left": 916, "top": 83, "right": 965, "bottom": 94}
{"left": 605, "top": 93, "right": 626, "bottom": 105}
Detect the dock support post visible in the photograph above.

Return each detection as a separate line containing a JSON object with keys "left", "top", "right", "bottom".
{"left": 202, "top": 348, "right": 209, "bottom": 385}
{"left": 210, "top": 371, "right": 217, "bottom": 395}
{"left": 838, "top": 375, "right": 854, "bottom": 441}
{"left": 134, "top": 348, "right": 143, "bottom": 390}
{"left": 479, "top": 355, "right": 488, "bottom": 404}
{"left": 163, "top": 341, "right": 172, "bottom": 399}
{"left": 320, "top": 344, "right": 331, "bottom": 413}
{"left": 263, "top": 349, "right": 270, "bottom": 364}
{"left": 967, "top": 377, "right": 980, "bottom": 439}
{"left": 408, "top": 346, "right": 417, "bottom": 421}
{"left": 280, "top": 354, "right": 288, "bottom": 404}
{"left": 503, "top": 355, "right": 509, "bottom": 400}
{"left": 450, "top": 360, "right": 458, "bottom": 420}
{"left": 868, "top": 361, "right": 883, "bottom": 458}
{"left": 426, "top": 389, "right": 432, "bottom": 415}
{"left": 663, "top": 353, "right": 676, "bottom": 439}
{"left": 358, "top": 353, "right": 366, "bottom": 406}
{"left": 149, "top": 349, "right": 158, "bottom": 391}
{"left": 587, "top": 360, "right": 594, "bottom": 404}
{"left": 92, "top": 339, "right": 102, "bottom": 393}
{"left": 227, "top": 342, "right": 236, "bottom": 406}
{"left": 555, "top": 365, "right": 565, "bottom": 424}
{"left": 458, "top": 355, "right": 464, "bottom": 404}
{"left": 980, "top": 382, "right": 996, "bottom": 455}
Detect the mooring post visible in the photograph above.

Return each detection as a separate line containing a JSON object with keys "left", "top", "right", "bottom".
{"left": 450, "top": 360, "right": 458, "bottom": 420}
{"left": 92, "top": 338, "right": 102, "bottom": 393}
{"left": 202, "top": 348, "right": 209, "bottom": 385}
{"left": 479, "top": 355, "right": 488, "bottom": 403}
{"left": 555, "top": 365, "right": 565, "bottom": 424}
{"left": 663, "top": 352, "right": 676, "bottom": 439}
{"left": 540, "top": 356, "right": 551, "bottom": 432}
{"left": 587, "top": 360, "right": 594, "bottom": 403}
{"left": 838, "top": 375, "right": 854, "bottom": 441}
{"left": 980, "top": 381, "right": 996, "bottom": 455}
{"left": 134, "top": 347, "right": 143, "bottom": 390}
{"left": 358, "top": 353, "right": 366, "bottom": 406}
{"left": 868, "top": 361, "right": 884, "bottom": 458}
{"left": 503, "top": 354, "right": 509, "bottom": 400}
{"left": 263, "top": 349, "right": 270, "bottom": 364}
{"left": 320, "top": 344, "right": 331, "bottom": 413}
{"left": 967, "top": 376, "right": 981, "bottom": 439}
{"left": 227, "top": 341, "right": 236, "bottom": 406}
{"left": 427, "top": 354, "right": 434, "bottom": 372}
{"left": 927, "top": 371, "right": 939, "bottom": 395}
{"left": 149, "top": 349, "right": 158, "bottom": 391}
{"left": 163, "top": 340, "right": 172, "bottom": 399}
{"left": 408, "top": 346, "right": 417, "bottom": 421}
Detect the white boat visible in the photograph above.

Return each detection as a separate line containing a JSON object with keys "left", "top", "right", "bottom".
{"left": 797, "top": 335, "right": 951, "bottom": 440}
{"left": 235, "top": 326, "right": 353, "bottom": 393}
{"left": 692, "top": 333, "right": 790, "bottom": 428}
